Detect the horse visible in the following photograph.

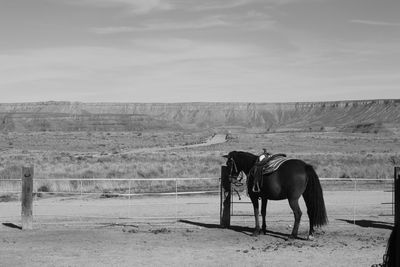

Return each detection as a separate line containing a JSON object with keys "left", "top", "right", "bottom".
{"left": 223, "top": 151, "right": 327, "bottom": 239}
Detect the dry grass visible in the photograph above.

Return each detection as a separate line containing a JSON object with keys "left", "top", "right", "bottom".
{"left": 1, "top": 130, "right": 399, "bottom": 198}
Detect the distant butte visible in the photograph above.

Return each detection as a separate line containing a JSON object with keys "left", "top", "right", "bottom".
{"left": 0, "top": 100, "right": 399, "bottom": 133}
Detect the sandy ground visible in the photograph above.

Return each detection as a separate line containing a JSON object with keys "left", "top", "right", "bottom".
{"left": 0, "top": 190, "right": 394, "bottom": 267}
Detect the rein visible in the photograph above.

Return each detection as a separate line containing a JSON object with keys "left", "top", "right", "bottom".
{"left": 228, "top": 158, "right": 238, "bottom": 178}
{"left": 228, "top": 157, "right": 244, "bottom": 186}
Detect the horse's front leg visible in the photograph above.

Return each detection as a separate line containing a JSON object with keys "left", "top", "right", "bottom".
{"left": 250, "top": 195, "right": 260, "bottom": 236}
{"left": 261, "top": 198, "right": 268, "bottom": 235}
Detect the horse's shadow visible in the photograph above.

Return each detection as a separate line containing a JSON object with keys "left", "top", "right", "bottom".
{"left": 2, "top": 223, "right": 22, "bottom": 230}
{"left": 178, "top": 219, "right": 297, "bottom": 240}
{"left": 337, "top": 219, "right": 393, "bottom": 230}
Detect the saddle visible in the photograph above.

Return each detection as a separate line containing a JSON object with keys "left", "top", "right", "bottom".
{"left": 252, "top": 153, "right": 288, "bottom": 193}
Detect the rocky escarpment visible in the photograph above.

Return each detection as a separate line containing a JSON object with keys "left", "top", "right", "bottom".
{"left": 0, "top": 99, "right": 399, "bottom": 132}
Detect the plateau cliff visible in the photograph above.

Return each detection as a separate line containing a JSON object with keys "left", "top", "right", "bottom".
{"left": 0, "top": 100, "right": 398, "bottom": 132}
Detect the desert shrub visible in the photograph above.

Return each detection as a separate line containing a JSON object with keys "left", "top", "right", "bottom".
{"left": 0, "top": 165, "right": 21, "bottom": 180}
{"left": 389, "top": 156, "right": 400, "bottom": 166}
{"left": 121, "top": 154, "right": 131, "bottom": 160}
{"left": 81, "top": 170, "right": 96, "bottom": 178}
{"left": 69, "top": 180, "right": 79, "bottom": 190}
{"left": 137, "top": 169, "right": 161, "bottom": 178}
{"left": 97, "top": 156, "right": 114, "bottom": 163}
{"left": 0, "top": 194, "right": 18, "bottom": 202}
{"left": 106, "top": 170, "right": 125, "bottom": 178}
{"left": 339, "top": 172, "right": 350, "bottom": 178}
{"left": 35, "top": 184, "right": 51, "bottom": 197}
{"left": 37, "top": 185, "right": 50, "bottom": 192}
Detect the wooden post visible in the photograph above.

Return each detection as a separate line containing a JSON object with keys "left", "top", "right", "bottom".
{"left": 220, "top": 166, "right": 231, "bottom": 228}
{"left": 395, "top": 167, "right": 400, "bottom": 225}
{"left": 21, "top": 166, "right": 34, "bottom": 230}
{"left": 395, "top": 166, "right": 400, "bottom": 267}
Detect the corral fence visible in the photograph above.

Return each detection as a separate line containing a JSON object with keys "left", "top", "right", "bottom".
{"left": 1, "top": 166, "right": 220, "bottom": 228}
{"left": 0, "top": 165, "right": 398, "bottom": 229}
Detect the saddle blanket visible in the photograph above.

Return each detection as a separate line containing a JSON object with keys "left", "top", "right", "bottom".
{"left": 260, "top": 156, "right": 291, "bottom": 175}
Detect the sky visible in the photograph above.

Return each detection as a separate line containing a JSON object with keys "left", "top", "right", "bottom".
{"left": 0, "top": 0, "right": 399, "bottom": 103}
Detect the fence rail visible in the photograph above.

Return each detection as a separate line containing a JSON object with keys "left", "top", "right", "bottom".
{"left": 1, "top": 177, "right": 393, "bottom": 197}
{"left": 0, "top": 177, "right": 219, "bottom": 181}
{"left": 0, "top": 175, "right": 395, "bottom": 228}
{"left": 0, "top": 177, "right": 394, "bottom": 181}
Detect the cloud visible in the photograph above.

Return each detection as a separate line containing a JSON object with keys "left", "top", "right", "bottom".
{"left": 64, "top": 0, "right": 310, "bottom": 14}
{"left": 90, "top": 15, "right": 230, "bottom": 34}
{"left": 350, "top": 19, "right": 400, "bottom": 27}
{"left": 90, "top": 10, "right": 276, "bottom": 35}
{"left": 188, "top": 0, "right": 255, "bottom": 11}
{"left": 59, "top": 0, "right": 172, "bottom": 14}
{"left": 91, "top": 26, "right": 137, "bottom": 34}
{"left": 1, "top": 39, "right": 398, "bottom": 103}
{"left": 0, "top": 39, "right": 262, "bottom": 85}
{"left": 0, "top": 42, "right": 264, "bottom": 102}
{"left": 185, "top": 0, "right": 309, "bottom": 11}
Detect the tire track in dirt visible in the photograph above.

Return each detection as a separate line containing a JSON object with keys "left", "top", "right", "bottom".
{"left": 120, "top": 134, "right": 227, "bottom": 154}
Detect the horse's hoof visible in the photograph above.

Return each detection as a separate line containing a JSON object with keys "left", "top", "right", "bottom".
{"left": 308, "top": 235, "right": 314, "bottom": 241}
{"left": 252, "top": 231, "right": 260, "bottom": 237}
{"left": 262, "top": 228, "right": 267, "bottom": 235}
{"left": 289, "top": 234, "right": 297, "bottom": 240}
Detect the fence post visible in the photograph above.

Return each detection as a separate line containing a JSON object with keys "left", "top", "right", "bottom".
{"left": 175, "top": 178, "right": 178, "bottom": 225}
{"left": 395, "top": 167, "right": 399, "bottom": 225}
{"left": 220, "top": 166, "right": 231, "bottom": 228}
{"left": 394, "top": 166, "right": 399, "bottom": 266}
{"left": 21, "top": 166, "right": 34, "bottom": 230}
{"left": 353, "top": 178, "right": 357, "bottom": 224}
{"left": 128, "top": 179, "right": 131, "bottom": 218}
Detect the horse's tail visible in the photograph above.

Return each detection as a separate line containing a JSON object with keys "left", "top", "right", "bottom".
{"left": 303, "top": 164, "right": 328, "bottom": 227}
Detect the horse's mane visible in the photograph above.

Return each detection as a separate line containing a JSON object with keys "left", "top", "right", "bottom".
{"left": 230, "top": 150, "right": 257, "bottom": 158}
{"left": 229, "top": 151, "right": 258, "bottom": 174}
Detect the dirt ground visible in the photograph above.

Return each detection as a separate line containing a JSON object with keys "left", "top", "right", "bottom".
{"left": 0, "top": 190, "right": 394, "bottom": 267}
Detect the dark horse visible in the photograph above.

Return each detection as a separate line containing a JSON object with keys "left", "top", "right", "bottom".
{"left": 223, "top": 151, "right": 327, "bottom": 239}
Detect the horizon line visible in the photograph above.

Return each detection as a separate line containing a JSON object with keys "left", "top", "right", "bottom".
{"left": 0, "top": 98, "right": 398, "bottom": 105}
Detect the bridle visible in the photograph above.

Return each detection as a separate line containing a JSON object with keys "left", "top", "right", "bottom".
{"left": 227, "top": 157, "right": 243, "bottom": 186}
{"left": 228, "top": 157, "right": 238, "bottom": 178}
{"left": 226, "top": 156, "right": 244, "bottom": 200}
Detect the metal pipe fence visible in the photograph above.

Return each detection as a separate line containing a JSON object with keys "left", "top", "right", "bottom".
{"left": 229, "top": 177, "right": 394, "bottom": 226}
{"left": 0, "top": 177, "right": 394, "bottom": 226}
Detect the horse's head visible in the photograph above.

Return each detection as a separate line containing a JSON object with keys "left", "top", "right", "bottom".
{"left": 223, "top": 151, "right": 241, "bottom": 179}
{"left": 223, "top": 151, "right": 258, "bottom": 176}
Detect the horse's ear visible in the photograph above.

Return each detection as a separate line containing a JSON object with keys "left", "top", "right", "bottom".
{"left": 222, "top": 154, "right": 229, "bottom": 158}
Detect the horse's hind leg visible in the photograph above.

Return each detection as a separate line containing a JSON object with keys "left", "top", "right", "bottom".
{"left": 261, "top": 198, "right": 268, "bottom": 235}
{"left": 307, "top": 209, "right": 315, "bottom": 240}
{"left": 288, "top": 198, "right": 302, "bottom": 238}
{"left": 250, "top": 195, "right": 260, "bottom": 236}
